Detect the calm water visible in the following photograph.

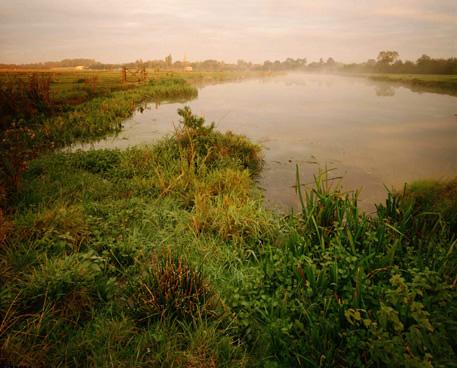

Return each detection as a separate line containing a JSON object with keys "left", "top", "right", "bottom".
{"left": 76, "top": 73, "right": 457, "bottom": 212}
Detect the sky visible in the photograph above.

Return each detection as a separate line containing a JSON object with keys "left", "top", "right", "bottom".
{"left": 0, "top": 0, "right": 456, "bottom": 64}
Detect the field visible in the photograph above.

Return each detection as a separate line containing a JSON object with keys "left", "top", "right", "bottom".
{"left": 0, "top": 69, "right": 272, "bottom": 105}
{"left": 1, "top": 71, "right": 457, "bottom": 367}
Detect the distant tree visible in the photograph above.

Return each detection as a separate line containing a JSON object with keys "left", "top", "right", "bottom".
{"left": 297, "top": 58, "right": 307, "bottom": 66}
{"left": 417, "top": 54, "right": 431, "bottom": 66}
{"left": 174, "top": 60, "right": 184, "bottom": 69}
{"left": 263, "top": 60, "right": 273, "bottom": 70}
{"left": 165, "top": 54, "right": 172, "bottom": 67}
{"left": 377, "top": 51, "right": 399, "bottom": 65}
{"left": 403, "top": 60, "right": 415, "bottom": 69}
{"left": 237, "top": 59, "right": 251, "bottom": 70}
{"left": 391, "top": 60, "right": 405, "bottom": 73}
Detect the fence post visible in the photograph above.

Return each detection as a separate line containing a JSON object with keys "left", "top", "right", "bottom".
{"left": 121, "top": 67, "right": 127, "bottom": 83}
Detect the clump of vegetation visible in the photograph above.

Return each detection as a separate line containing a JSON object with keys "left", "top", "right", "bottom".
{"left": 228, "top": 169, "right": 457, "bottom": 367}
{"left": 178, "top": 105, "right": 215, "bottom": 133}
{"left": 146, "top": 77, "right": 198, "bottom": 101}
{"left": 396, "top": 178, "right": 457, "bottom": 235}
{"left": 175, "top": 106, "right": 262, "bottom": 176}
{"left": 133, "top": 249, "right": 218, "bottom": 323}
{"left": 0, "top": 73, "right": 53, "bottom": 126}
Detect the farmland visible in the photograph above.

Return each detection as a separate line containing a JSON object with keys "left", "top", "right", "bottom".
{"left": 0, "top": 69, "right": 272, "bottom": 105}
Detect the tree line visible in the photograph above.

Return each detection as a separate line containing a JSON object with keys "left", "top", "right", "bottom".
{"left": 1, "top": 52, "right": 456, "bottom": 75}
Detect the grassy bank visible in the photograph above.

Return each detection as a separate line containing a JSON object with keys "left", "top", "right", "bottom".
{"left": 0, "top": 70, "right": 275, "bottom": 206}
{"left": 1, "top": 108, "right": 456, "bottom": 367}
{"left": 361, "top": 73, "right": 457, "bottom": 96}
{"left": 0, "top": 70, "right": 273, "bottom": 106}
{"left": 0, "top": 75, "right": 199, "bottom": 208}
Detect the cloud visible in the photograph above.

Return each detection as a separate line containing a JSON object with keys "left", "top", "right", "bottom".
{"left": 0, "top": 0, "right": 455, "bottom": 63}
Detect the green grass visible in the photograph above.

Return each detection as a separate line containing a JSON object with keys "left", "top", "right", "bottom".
{"left": 0, "top": 108, "right": 268, "bottom": 366}
{"left": 0, "top": 69, "right": 274, "bottom": 206}
{"left": 0, "top": 69, "right": 272, "bottom": 105}
{"left": 0, "top": 75, "right": 199, "bottom": 207}
{"left": 1, "top": 108, "right": 456, "bottom": 367}
{"left": 361, "top": 73, "right": 457, "bottom": 96}
{"left": 399, "top": 178, "right": 457, "bottom": 235}
{"left": 0, "top": 69, "right": 129, "bottom": 105}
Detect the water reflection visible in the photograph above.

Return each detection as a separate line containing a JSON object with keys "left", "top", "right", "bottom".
{"left": 375, "top": 84, "right": 396, "bottom": 97}
{"left": 74, "top": 73, "right": 457, "bottom": 212}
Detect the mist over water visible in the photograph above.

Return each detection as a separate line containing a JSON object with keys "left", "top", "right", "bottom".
{"left": 76, "top": 73, "right": 457, "bottom": 212}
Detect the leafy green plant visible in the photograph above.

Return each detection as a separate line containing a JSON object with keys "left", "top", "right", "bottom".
{"left": 228, "top": 168, "right": 457, "bottom": 367}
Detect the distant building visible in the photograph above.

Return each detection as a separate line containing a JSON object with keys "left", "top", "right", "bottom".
{"left": 182, "top": 54, "right": 192, "bottom": 71}
{"left": 75, "top": 65, "right": 85, "bottom": 70}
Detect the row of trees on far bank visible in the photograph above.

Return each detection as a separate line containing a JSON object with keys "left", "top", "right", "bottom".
{"left": 1, "top": 52, "right": 456, "bottom": 75}
{"left": 342, "top": 51, "right": 457, "bottom": 75}
{"left": 257, "top": 52, "right": 457, "bottom": 74}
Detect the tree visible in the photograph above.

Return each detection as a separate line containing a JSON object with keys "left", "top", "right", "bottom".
{"left": 165, "top": 54, "right": 172, "bottom": 67}
{"left": 416, "top": 54, "right": 431, "bottom": 66}
{"left": 299, "top": 58, "right": 307, "bottom": 66}
{"left": 377, "top": 51, "right": 399, "bottom": 65}
{"left": 237, "top": 59, "right": 250, "bottom": 70}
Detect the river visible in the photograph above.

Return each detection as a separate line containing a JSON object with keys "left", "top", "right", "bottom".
{"left": 76, "top": 73, "right": 457, "bottom": 212}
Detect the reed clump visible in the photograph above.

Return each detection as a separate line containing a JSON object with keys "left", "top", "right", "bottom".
{"left": 133, "top": 249, "right": 218, "bottom": 323}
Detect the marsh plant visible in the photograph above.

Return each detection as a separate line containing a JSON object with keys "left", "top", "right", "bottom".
{"left": 133, "top": 249, "right": 218, "bottom": 323}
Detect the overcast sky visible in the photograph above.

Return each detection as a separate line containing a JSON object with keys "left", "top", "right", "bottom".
{"left": 0, "top": 0, "right": 455, "bottom": 64}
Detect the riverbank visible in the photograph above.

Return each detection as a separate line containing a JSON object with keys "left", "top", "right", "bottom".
{"left": 0, "top": 71, "right": 275, "bottom": 210}
{"left": 1, "top": 102, "right": 456, "bottom": 366}
{"left": 0, "top": 69, "right": 274, "bottom": 106}
{"left": 359, "top": 73, "right": 457, "bottom": 96}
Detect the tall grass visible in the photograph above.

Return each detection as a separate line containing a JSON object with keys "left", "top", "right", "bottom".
{"left": 228, "top": 167, "right": 457, "bottom": 367}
